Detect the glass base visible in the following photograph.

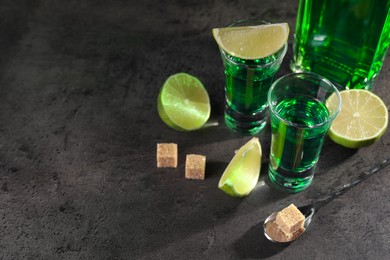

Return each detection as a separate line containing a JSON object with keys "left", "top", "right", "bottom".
{"left": 268, "top": 166, "right": 314, "bottom": 193}
{"left": 289, "top": 61, "right": 347, "bottom": 90}
{"left": 224, "top": 106, "right": 268, "bottom": 135}
{"left": 290, "top": 59, "right": 374, "bottom": 91}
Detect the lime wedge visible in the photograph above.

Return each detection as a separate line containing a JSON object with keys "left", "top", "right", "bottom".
{"left": 158, "top": 73, "right": 211, "bottom": 131}
{"left": 212, "top": 23, "right": 289, "bottom": 60}
{"left": 327, "top": 89, "right": 388, "bottom": 148}
{"left": 218, "top": 138, "right": 262, "bottom": 197}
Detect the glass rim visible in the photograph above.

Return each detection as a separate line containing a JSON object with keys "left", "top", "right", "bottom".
{"left": 219, "top": 19, "right": 288, "bottom": 68}
{"left": 267, "top": 72, "right": 342, "bottom": 129}
{"left": 227, "top": 19, "right": 270, "bottom": 27}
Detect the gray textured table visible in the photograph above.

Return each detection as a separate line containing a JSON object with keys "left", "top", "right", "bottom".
{"left": 1, "top": 1, "right": 389, "bottom": 259}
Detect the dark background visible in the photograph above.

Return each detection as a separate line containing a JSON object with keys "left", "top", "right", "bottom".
{"left": 0, "top": 0, "right": 389, "bottom": 259}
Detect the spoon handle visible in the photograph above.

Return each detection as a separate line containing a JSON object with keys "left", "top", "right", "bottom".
{"left": 314, "top": 157, "right": 390, "bottom": 207}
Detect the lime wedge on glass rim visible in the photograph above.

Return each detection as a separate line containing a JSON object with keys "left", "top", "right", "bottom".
{"left": 212, "top": 23, "right": 289, "bottom": 60}
{"left": 218, "top": 137, "right": 262, "bottom": 197}
{"left": 326, "top": 89, "right": 388, "bottom": 148}
{"left": 158, "top": 73, "right": 211, "bottom": 131}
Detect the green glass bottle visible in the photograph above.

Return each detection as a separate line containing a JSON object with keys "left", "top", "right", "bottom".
{"left": 291, "top": 0, "right": 390, "bottom": 90}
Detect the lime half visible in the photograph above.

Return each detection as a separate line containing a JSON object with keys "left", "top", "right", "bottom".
{"left": 158, "top": 73, "right": 211, "bottom": 131}
{"left": 327, "top": 89, "right": 388, "bottom": 148}
{"left": 212, "top": 23, "right": 289, "bottom": 60}
{"left": 218, "top": 138, "right": 262, "bottom": 197}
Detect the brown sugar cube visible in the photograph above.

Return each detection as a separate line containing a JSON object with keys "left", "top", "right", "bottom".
{"left": 275, "top": 204, "right": 305, "bottom": 235}
{"left": 156, "top": 143, "right": 178, "bottom": 168}
{"left": 185, "top": 154, "right": 206, "bottom": 180}
{"left": 265, "top": 220, "right": 305, "bottom": 243}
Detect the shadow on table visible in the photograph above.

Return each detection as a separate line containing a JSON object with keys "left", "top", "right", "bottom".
{"left": 316, "top": 138, "right": 358, "bottom": 176}
{"left": 233, "top": 222, "right": 288, "bottom": 259}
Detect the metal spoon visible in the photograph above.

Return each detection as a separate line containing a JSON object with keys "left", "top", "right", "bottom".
{"left": 263, "top": 157, "right": 390, "bottom": 244}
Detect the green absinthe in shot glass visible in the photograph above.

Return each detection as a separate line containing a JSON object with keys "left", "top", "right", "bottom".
{"left": 268, "top": 73, "right": 341, "bottom": 193}
{"left": 269, "top": 97, "right": 330, "bottom": 188}
{"left": 291, "top": 0, "right": 390, "bottom": 90}
{"left": 222, "top": 46, "right": 287, "bottom": 135}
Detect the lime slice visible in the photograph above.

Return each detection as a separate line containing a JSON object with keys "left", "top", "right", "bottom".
{"left": 212, "top": 23, "right": 289, "bottom": 60}
{"left": 327, "top": 89, "right": 388, "bottom": 148}
{"left": 218, "top": 137, "right": 262, "bottom": 197}
{"left": 157, "top": 73, "right": 211, "bottom": 131}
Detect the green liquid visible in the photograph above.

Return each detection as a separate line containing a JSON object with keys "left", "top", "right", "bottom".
{"left": 269, "top": 96, "right": 331, "bottom": 192}
{"left": 291, "top": 0, "right": 390, "bottom": 90}
{"left": 222, "top": 47, "right": 285, "bottom": 135}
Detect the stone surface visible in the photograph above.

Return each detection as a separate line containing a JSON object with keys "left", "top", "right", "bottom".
{"left": 0, "top": 0, "right": 389, "bottom": 259}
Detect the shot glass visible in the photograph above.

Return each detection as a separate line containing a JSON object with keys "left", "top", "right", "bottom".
{"left": 267, "top": 72, "right": 342, "bottom": 193}
{"left": 219, "top": 20, "right": 287, "bottom": 135}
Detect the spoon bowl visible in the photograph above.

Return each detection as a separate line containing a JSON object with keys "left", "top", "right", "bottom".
{"left": 263, "top": 205, "right": 315, "bottom": 244}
